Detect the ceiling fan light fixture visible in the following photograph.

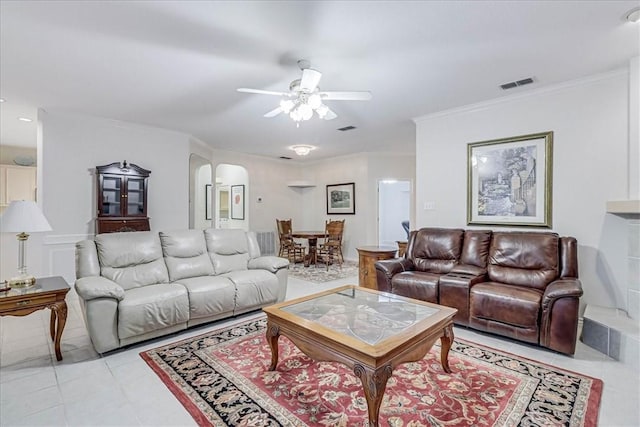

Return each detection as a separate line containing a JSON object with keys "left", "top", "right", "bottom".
{"left": 290, "top": 108, "right": 302, "bottom": 122}
{"left": 280, "top": 99, "right": 294, "bottom": 113}
{"left": 298, "top": 104, "right": 313, "bottom": 120}
{"left": 237, "top": 60, "right": 372, "bottom": 126}
{"left": 316, "top": 104, "right": 329, "bottom": 118}
{"left": 289, "top": 144, "right": 316, "bottom": 156}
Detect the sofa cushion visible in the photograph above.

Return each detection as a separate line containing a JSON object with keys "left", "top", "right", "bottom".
{"left": 488, "top": 232, "right": 559, "bottom": 290}
{"left": 222, "top": 270, "right": 280, "bottom": 313}
{"left": 160, "top": 230, "right": 215, "bottom": 280}
{"left": 410, "top": 228, "right": 464, "bottom": 273}
{"left": 459, "top": 230, "right": 492, "bottom": 268}
{"left": 391, "top": 271, "right": 439, "bottom": 303}
{"left": 175, "top": 276, "right": 236, "bottom": 320}
{"left": 96, "top": 232, "right": 169, "bottom": 290}
{"left": 205, "top": 229, "right": 250, "bottom": 274}
{"left": 118, "top": 283, "right": 189, "bottom": 339}
{"left": 470, "top": 282, "right": 542, "bottom": 329}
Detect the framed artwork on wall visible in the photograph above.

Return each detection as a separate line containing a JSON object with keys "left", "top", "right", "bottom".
{"left": 326, "top": 182, "right": 356, "bottom": 215}
{"left": 467, "top": 131, "right": 553, "bottom": 227}
{"left": 205, "top": 184, "right": 212, "bottom": 220}
{"left": 231, "top": 184, "right": 245, "bottom": 220}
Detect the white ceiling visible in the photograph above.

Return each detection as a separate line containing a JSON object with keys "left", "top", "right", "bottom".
{"left": 1, "top": 1, "right": 638, "bottom": 161}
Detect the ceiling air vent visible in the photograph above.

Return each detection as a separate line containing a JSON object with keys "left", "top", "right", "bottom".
{"left": 279, "top": 156, "right": 292, "bottom": 160}
{"left": 337, "top": 125, "right": 356, "bottom": 132}
{"left": 500, "top": 77, "right": 535, "bottom": 90}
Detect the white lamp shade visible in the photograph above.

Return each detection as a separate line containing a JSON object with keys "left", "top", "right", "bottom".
{"left": 1, "top": 200, "right": 52, "bottom": 233}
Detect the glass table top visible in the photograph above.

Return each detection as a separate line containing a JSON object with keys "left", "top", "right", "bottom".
{"left": 282, "top": 287, "right": 438, "bottom": 345}
{"left": 0, "top": 276, "right": 69, "bottom": 299}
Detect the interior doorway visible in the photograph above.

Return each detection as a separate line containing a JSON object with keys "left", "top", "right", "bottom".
{"left": 378, "top": 180, "right": 411, "bottom": 247}
{"left": 215, "top": 163, "right": 249, "bottom": 230}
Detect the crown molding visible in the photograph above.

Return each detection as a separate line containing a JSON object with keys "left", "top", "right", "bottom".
{"left": 413, "top": 68, "right": 629, "bottom": 124}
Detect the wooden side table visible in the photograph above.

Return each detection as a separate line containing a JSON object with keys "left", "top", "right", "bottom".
{"left": 357, "top": 246, "right": 397, "bottom": 290}
{"left": 0, "top": 276, "right": 70, "bottom": 361}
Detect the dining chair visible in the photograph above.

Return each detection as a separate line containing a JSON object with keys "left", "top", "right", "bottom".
{"left": 316, "top": 219, "right": 345, "bottom": 270}
{"left": 276, "top": 218, "right": 305, "bottom": 263}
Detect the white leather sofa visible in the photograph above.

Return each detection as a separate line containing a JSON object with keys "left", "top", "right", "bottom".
{"left": 75, "top": 228, "right": 289, "bottom": 353}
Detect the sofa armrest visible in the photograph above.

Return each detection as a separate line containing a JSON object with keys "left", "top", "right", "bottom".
{"left": 541, "top": 279, "right": 583, "bottom": 310}
{"left": 248, "top": 256, "right": 290, "bottom": 273}
{"left": 540, "top": 278, "right": 583, "bottom": 355}
{"left": 75, "top": 276, "right": 125, "bottom": 302}
{"left": 375, "top": 258, "right": 414, "bottom": 292}
{"left": 450, "top": 264, "right": 486, "bottom": 276}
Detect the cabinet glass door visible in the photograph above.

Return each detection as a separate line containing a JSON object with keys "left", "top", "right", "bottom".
{"left": 126, "top": 178, "right": 145, "bottom": 215}
{"left": 101, "top": 176, "right": 121, "bottom": 216}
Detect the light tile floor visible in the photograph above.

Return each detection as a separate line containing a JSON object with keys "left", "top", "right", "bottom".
{"left": 1, "top": 274, "right": 639, "bottom": 426}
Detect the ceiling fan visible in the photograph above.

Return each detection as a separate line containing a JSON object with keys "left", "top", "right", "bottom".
{"left": 237, "top": 60, "right": 372, "bottom": 124}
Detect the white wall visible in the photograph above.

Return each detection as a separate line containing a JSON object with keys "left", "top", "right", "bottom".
{"left": 202, "top": 150, "right": 415, "bottom": 262}
{"left": 31, "top": 110, "right": 192, "bottom": 282}
{"left": 0, "top": 110, "right": 415, "bottom": 282}
{"left": 414, "top": 70, "right": 630, "bottom": 313}
{"left": 207, "top": 150, "right": 303, "bottom": 235}
{"left": 194, "top": 163, "right": 212, "bottom": 229}
{"left": 629, "top": 56, "right": 639, "bottom": 199}
{"left": 290, "top": 152, "right": 415, "bottom": 261}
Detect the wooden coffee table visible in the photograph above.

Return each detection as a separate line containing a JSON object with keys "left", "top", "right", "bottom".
{"left": 0, "top": 276, "right": 70, "bottom": 361}
{"left": 263, "top": 285, "right": 457, "bottom": 426}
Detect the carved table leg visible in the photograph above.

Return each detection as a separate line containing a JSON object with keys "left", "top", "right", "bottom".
{"left": 440, "top": 323, "right": 454, "bottom": 373}
{"left": 354, "top": 363, "right": 393, "bottom": 427}
{"left": 266, "top": 323, "right": 280, "bottom": 370}
{"left": 307, "top": 238, "right": 318, "bottom": 267}
{"left": 50, "top": 308, "right": 57, "bottom": 341}
{"left": 50, "top": 301, "right": 68, "bottom": 361}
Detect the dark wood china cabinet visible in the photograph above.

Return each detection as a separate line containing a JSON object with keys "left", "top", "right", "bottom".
{"left": 96, "top": 161, "right": 151, "bottom": 234}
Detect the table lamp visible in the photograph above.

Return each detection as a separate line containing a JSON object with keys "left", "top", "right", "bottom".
{"left": 1, "top": 200, "right": 52, "bottom": 287}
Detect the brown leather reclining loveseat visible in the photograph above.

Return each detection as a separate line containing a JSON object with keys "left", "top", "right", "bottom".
{"left": 375, "top": 228, "right": 583, "bottom": 355}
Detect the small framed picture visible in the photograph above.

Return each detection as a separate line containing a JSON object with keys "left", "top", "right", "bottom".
{"left": 231, "top": 184, "right": 245, "bottom": 220}
{"left": 467, "top": 131, "right": 553, "bottom": 227}
{"left": 326, "top": 182, "right": 355, "bottom": 215}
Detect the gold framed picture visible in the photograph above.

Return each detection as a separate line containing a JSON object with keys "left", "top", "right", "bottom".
{"left": 467, "top": 131, "right": 553, "bottom": 227}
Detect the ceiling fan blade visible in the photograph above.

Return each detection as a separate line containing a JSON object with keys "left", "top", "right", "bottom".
{"left": 323, "top": 108, "right": 337, "bottom": 120}
{"left": 320, "top": 91, "right": 372, "bottom": 101}
{"left": 300, "top": 69, "right": 322, "bottom": 92}
{"left": 263, "top": 107, "right": 283, "bottom": 118}
{"left": 237, "top": 88, "right": 290, "bottom": 97}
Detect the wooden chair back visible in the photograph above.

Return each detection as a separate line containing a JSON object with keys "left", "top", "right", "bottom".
{"left": 276, "top": 218, "right": 304, "bottom": 262}
{"left": 317, "top": 219, "right": 345, "bottom": 270}
{"left": 276, "top": 218, "right": 293, "bottom": 237}
{"left": 324, "top": 219, "right": 344, "bottom": 246}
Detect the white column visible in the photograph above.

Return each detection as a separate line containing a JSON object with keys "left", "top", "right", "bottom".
{"left": 629, "top": 56, "right": 639, "bottom": 199}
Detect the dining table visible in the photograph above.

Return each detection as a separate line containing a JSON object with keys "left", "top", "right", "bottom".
{"left": 291, "top": 231, "right": 326, "bottom": 267}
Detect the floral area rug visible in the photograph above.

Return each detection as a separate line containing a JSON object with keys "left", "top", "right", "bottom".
{"left": 287, "top": 260, "right": 359, "bottom": 283}
{"left": 140, "top": 317, "right": 602, "bottom": 427}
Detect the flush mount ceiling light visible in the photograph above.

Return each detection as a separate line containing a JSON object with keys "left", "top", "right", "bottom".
{"left": 289, "top": 144, "right": 317, "bottom": 156}
{"left": 626, "top": 7, "right": 640, "bottom": 22}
